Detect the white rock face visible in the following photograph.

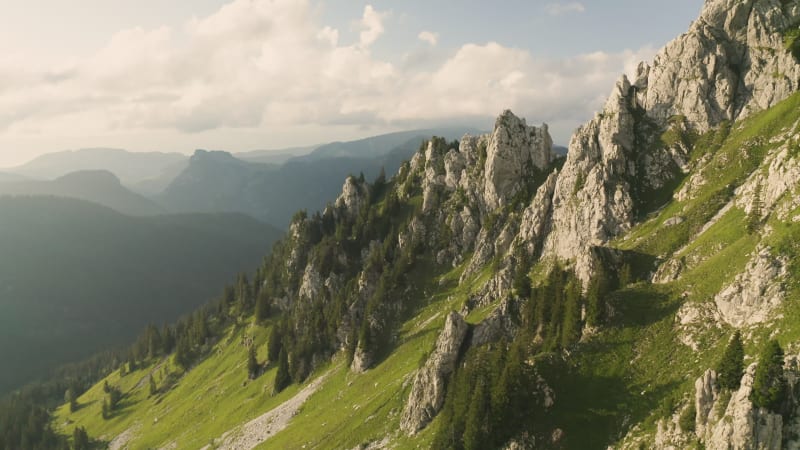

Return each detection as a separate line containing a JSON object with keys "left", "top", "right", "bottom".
{"left": 539, "top": 0, "right": 800, "bottom": 283}
{"left": 484, "top": 110, "right": 553, "bottom": 210}
{"left": 699, "top": 365, "right": 784, "bottom": 450}
{"left": 714, "top": 246, "right": 788, "bottom": 327}
{"left": 639, "top": 0, "right": 800, "bottom": 131}
{"left": 675, "top": 302, "right": 723, "bottom": 351}
{"left": 400, "top": 312, "right": 469, "bottom": 434}
{"left": 515, "top": 171, "right": 559, "bottom": 256}
{"left": 542, "top": 77, "right": 637, "bottom": 282}
{"left": 298, "top": 263, "right": 321, "bottom": 301}
{"left": 334, "top": 176, "right": 368, "bottom": 219}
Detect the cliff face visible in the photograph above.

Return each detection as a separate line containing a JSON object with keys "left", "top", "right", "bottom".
{"left": 536, "top": 0, "right": 800, "bottom": 282}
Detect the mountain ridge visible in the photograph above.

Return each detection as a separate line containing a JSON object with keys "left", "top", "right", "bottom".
{"left": 7, "top": 0, "right": 800, "bottom": 449}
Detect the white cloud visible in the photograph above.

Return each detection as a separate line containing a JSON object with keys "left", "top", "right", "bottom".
{"left": 418, "top": 31, "right": 439, "bottom": 46}
{"left": 358, "top": 5, "right": 387, "bottom": 48}
{"left": 545, "top": 2, "right": 586, "bottom": 16}
{"left": 0, "top": 0, "right": 656, "bottom": 163}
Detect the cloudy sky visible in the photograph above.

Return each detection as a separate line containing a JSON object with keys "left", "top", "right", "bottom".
{"left": 0, "top": 0, "right": 702, "bottom": 166}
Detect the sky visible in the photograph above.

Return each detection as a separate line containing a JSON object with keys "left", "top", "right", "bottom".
{"left": 0, "top": 0, "right": 703, "bottom": 167}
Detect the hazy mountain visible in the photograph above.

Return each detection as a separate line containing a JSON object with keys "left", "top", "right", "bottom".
{"left": 234, "top": 145, "right": 317, "bottom": 164}
{"left": 0, "top": 170, "right": 165, "bottom": 216}
{"left": 0, "top": 196, "right": 281, "bottom": 394}
{"left": 300, "top": 127, "right": 481, "bottom": 161}
{"left": 7, "top": 148, "right": 187, "bottom": 185}
{"left": 159, "top": 128, "right": 477, "bottom": 228}
{"left": 0, "top": 172, "right": 29, "bottom": 183}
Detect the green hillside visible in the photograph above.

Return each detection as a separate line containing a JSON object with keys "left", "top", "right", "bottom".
{"left": 49, "top": 91, "right": 800, "bottom": 449}
{"left": 0, "top": 196, "right": 281, "bottom": 395}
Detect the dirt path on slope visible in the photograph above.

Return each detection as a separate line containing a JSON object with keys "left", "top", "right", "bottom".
{"left": 108, "top": 423, "right": 141, "bottom": 450}
{"left": 203, "top": 371, "right": 330, "bottom": 450}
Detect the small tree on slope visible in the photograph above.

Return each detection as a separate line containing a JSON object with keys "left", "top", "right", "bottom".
{"left": 716, "top": 331, "right": 745, "bottom": 390}
{"left": 750, "top": 339, "right": 786, "bottom": 413}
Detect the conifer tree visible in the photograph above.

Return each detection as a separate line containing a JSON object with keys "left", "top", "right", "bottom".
{"left": 561, "top": 278, "right": 583, "bottom": 348}
{"left": 72, "top": 426, "right": 90, "bottom": 450}
{"left": 101, "top": 399, "right": 110, "bottom": 420}
{"left": 747, "top": 180, "right": 764, "bottom": 234}
{"left": 247, "top": 344, "right": 259, "bottom": 379}
{"left": 618, "top": 262, "right": 633, "bottom": 288}
{"left": 586, "top": 266, "right": 610, "bottom": 327}
{"left": 274, "top": 348, "right": 291, "bottom": 393}
{"left": 750, "top": 340, "right": 786, "bottom": 412}
{"left": 149, "top": 375, "right": 157, "bottom": 397}
{"left": 716, "top": 331, "right": 744, "bottom": 390}
{"left": 463, "top": 376, "right": 489, "bottom": 450}
{"left": 64, "top": 388, "right": 78, "bottom": 413}
{"left": 267, "top": 324, "right": 283, "bottom": 363}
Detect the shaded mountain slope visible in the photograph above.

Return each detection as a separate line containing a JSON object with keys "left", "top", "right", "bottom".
{"left": 0, "top": 170, "right": 165, "bottom": 216}
{"left": 0, "top": 196, "right": 281, "bottom": 394}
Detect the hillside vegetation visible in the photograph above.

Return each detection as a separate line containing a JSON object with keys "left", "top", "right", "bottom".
{"left": 0, "top": 197, "right": 281, "bottom": 395}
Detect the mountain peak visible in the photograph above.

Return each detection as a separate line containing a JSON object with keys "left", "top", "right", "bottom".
{"left": 637, "top": 0, "right": 800, "bottom": 131}
{"left": 55, "top": 169, "right": 122, "bottom": 187}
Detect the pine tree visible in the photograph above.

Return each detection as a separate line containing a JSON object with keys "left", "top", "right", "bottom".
{"left": 149, "top": 375, "right": 157, "bottom": 397}
{"left": 747, "top": 180, "right": 764, "bottom": 234}
{"left": 561, "top": 278, "right": 583, "bottom": 348}
{"left": 716, "top": 331, "right": 745, "bottom": 390}
{"left": 175, "top": 337, "right": 191, "bottom": 369}
{"left": 463, "top": 377, "right": 489, "bottom": 450}
{"left": 750, "top": 339, "right": 786, "bottom": 412}
{"left": 267, "top": 324, "right": 283, "bottom": 363}
{"left": 512, "top": 253, "right": 532, "bottom": 299}
{"left": 65, "top": 388, "right": 78, "bottom": 413}
{"left": 274, "top": 348, "right": 291, "bottom": 393}
{"left": 586, "top": 266, "right": 610, "bottom": 327}
{"left": 72, "top": 426, "right": 90, "bottom": 450}
{"left": 101, "top": 399, "right": 110, "bottom": 420}
{"left": 254, "top": 291, "right": 270, "bottom": 323}
{"left": 247, "top": 344, "right": 259, "bottom": 379}
{"left": 618, "top": 262, "right": 633, "bottom": 288}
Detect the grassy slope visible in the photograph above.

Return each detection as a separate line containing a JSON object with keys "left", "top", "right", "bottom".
{"left": 55, "top": 93, "right": 800, "bottom": 449}
{"left": 54, "top": 256, "right": 495, "bottom": 449}
{"left": 546, "top": 93, "right": 800, "bottom": 447}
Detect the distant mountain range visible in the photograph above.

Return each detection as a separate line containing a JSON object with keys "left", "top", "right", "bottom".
{"left": 8, "top": 148, "right": 186, "bottom": 186}
{"left": 0, "top": 170, "right": 165, "bottom": 216}
{"left": 0, "top": 127, "right": 488, "bottom": 227}
{"left": 0, "top": 196, "right": 282, "bottom": 394}
{"left": 158, "top": 127, "right": 479, "bottom": 228}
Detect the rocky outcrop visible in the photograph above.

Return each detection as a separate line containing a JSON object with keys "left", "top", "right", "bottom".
{"left": 698, "top": 365, "right": 784, "bottom": 450}
{"left": 334, "top": 176, "right": 369, "bottom": 219}
{"left": 542, "top": 76, "right": 638, "bottom": 283}
{"left": 400, "top": 312, "right": 469, "bottom": 434}
{"left": 538, "top": 0, "right": 800, "bottom": 283}
{"left": 714, "top": 246, "right": 788, "bottom": 327}
{"left": 484, "top": 111, "right": 553, "bottom": 210}
{"left": 639, "top": 0, "right": 800, "bottom": 131}
{"left": 652, "top": 365, "right": 785, "bottom": 450}
{"left": 514, "top": 171, "right": 558, "bottom": 256}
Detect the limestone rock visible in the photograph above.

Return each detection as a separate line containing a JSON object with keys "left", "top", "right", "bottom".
{"left": 400, "top": 312, "right": 469, "bottom": 434}
{"left": 540, "top": 0, "right": 800, "bottom": 284}
{"left": 714, "top": 246, "right": 788, "bottom": 327}
{"left": 543, "top": 76, "right": 637, "bottom": 283}
{"left": 515, "top": 171, "right": 558, "bottom": 256}
{"left": 639, "top": 0, "right": 800, "bottom": 131}
{"left": 483, "top": 111, "right": 553, "bottom": 210}
{"left": 335, "top": 176, "right": 368, "bottom": 219}
{"left": 700, "top": 364, "right": 784, "bottom": 450}
{"left": 298, "top": 264, "right": 322, "bottom": 301}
